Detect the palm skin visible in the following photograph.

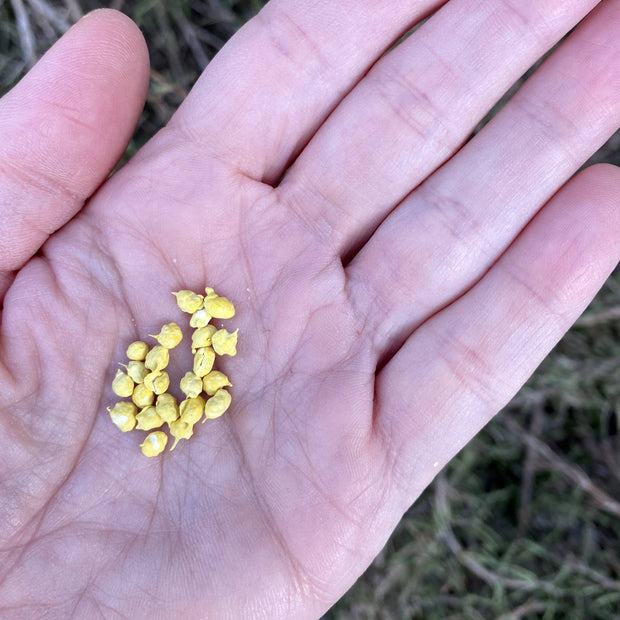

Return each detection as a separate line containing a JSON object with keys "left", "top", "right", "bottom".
{"left": 1, "top": 101, "right": 388, "bottom": 619}
{"left": 1, "top": 2, "right": 620, "bottom": 618}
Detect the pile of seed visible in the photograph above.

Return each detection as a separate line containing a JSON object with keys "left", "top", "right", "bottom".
{"left": 107, "top": 287, "right": 238, "bottom": 456}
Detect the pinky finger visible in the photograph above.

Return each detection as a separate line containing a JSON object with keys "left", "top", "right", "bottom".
{"left": 374, "top": 164, "right": 620, "bottom": 504}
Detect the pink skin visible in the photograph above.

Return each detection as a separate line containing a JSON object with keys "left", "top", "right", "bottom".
{"left": 1, "top": 2, "right": 620, "bottom": 617}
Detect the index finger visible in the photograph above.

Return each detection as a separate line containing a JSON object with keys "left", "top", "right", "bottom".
{"left": 167, "top": 0, "right": 445, "bottom": 184}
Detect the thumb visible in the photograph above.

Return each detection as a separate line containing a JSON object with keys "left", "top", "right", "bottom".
{"left": 0, "top": 9, "right": 149, "bottom": 289}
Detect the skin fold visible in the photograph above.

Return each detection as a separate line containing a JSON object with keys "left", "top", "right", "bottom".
{"left": 0, "top": 1, "right": 619, "bottom": 617}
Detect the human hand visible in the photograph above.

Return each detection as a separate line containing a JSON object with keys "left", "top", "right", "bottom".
{"left": 1, "top": 2, "right": 619, "bottom": 617}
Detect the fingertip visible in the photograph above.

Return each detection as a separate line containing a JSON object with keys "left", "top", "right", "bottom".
{"left": 577, "top": 162, "right": 620, "bottom": 188}
{"left": 566, "top": 163, "right": 620, "bottom": 225}
{"left": 67, "top": 8, "right": 150, "bottom": 98}
{"left": 573, "top": 163, "right": 620, "bottom": 255}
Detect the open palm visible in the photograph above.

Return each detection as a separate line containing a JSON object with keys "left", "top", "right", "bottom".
{"left": 2, "top": 2, "right": 620, "bottom": 617}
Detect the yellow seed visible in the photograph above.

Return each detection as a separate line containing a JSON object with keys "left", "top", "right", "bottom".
{"left": 180, "top": 395, "right": 205, "bottom": 425}
{"left": 140, "top": 431, "right": 168, "bottom": 457}
{"left": 169, "top": 419, "right": 194, "bottom": 451}
{"left": 211, "top": 329, "right": 238, "bottom": 356}
{"left": 122, "top": 360, "right": 148, "bottom": 384}
{"left": 136, "top": 406, "right": 164, "bottom": 431}
{"left": 203, "top": 388, "right": 232, "bottom": 421}
{"left": 193, "top": 346, "right": 215, "bottom": 378}
{"left": 204, "top": 295, "right": 235, "bottom": 319}
{"left": 112, "top": 369, "right": 134, "bottom": 398}
{"left": 126, "top": 341, "right": 149, "bottom": 361}
{"left": 192, "top": 325, "right": 217, "bottom": 353}
{"left": 172, "top": 290, "right": 204, "bottom": 314}
{"left": 143, "top": 371, "right": 159, "bottom": 391}
{"left": 189, "top": 308, "right": 212, "bottom": 328}
{"left": 107, "top": 401, "right": 137, "bottom": 432}
{"left": 144, "top": 371, "right": 170, "bottom": 395}
{"left": 145, "top": 345, "right": 169, "bottom": 372}
{"left": 180, "top": 371, "right": 203, "bottom": 399}
{"left": 156, "top": 393, "right": 179, "bottom": 423}
{"left": 202, "top": 370, "right": 232, "bottom": 396}
{"left": 132, "top": 383, "right": 155, "bottom": 408}
{"left": 150, "top": 322, "right": 183, "bottom": 349}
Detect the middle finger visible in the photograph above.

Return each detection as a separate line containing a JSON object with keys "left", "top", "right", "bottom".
{"left": 279, "top": 0, "right": 599, "bottom": 254}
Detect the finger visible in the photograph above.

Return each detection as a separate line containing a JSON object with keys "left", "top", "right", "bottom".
{"left": 0, "top": 9, "right": 149, "bottom": 276}
{"left": 279, "top": 0, "right": 599, "bottom": 254}
{"left": 346, "top": 0, "right": 620, "bottom": 357}
{"left": 373, "top": 163, "right": 620, "bottom": 503}
{"left": 167, "top": 0, "right": 445, "bottom": 184}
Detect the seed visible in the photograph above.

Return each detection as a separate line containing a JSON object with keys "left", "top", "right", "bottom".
{"left": 169, "top": 419, "right": 194, "bottom": 451}
{"left": 107, "top": 401, "right": 137, "bottom": 432}
{"left": 112, "top": 369, "right": 134, "bottom": 398}
{"left": 136, "top": 406, "right": 164, "bottom": 431}
{"left": 126, "top": 341, "right": 149, "bottom": 361}
{"left": 180, "top": 371, "right": 203, "bottom": 399}
{"left": 150, "top": 322, "right": 183, "bottom": 349}
{"left": 140, "top": 431, "right": 168, "bottom": 457}
{"left": 123, "top": 360, "right": 148, "bottom": 384}
{"left": 204, "top": 295, "right": 235, "bottom": 319}
{"left": 189, "top": 308, "right": 211, "bottom": 328}
{"left": 192, "top": 325, "right": 217, "bottom": 353}
{"left": 143, "top": 371, "right": 159, "bottom": 391}
{"left": 132, "top": 383, "right": 155, "bottom": 408}
{"left": 211, "top": 329, "right": 238, "bottom": 356}
{"left": 172, "top": 290, "right": 204, "bottom": 314}
{"left": 144, "top": 371, "right": 170, "bottom": 395}
{"left": 202, "top": 370, "right": 232, "bottom": 396}
{"left": 203, "top": 388, "right": 232, "bottom": 421}
{"left": 145, "top": 345, "right": 169, "bottom": 372}
{"left": 193, "top": 346, "right": 215, "bottom": 378}
{"left": 156, "top": 393, "right": 179, "bottom": 423}
{"left": 180, "top": 396, "right": 205, "bottom": 425}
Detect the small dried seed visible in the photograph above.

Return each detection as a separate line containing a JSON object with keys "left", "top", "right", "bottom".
{"left": 108, "top": 401, "right": 137, "bottom": 432}
{"left": 180, "top": 396, "right": 205, "bottom": 425}
{"left": 150, "top": 322, "right": 183, "bottom": 349}
{"left": 192, "top": 325, "right": 217, "bottom": 353}
{"left": 211, "top": 329, "right": 238, "bottom": 356}
{"left": 203, "top": 388, "right": 232, "bottom": 420}
{"left": 132, "top": 383, "right": 155, "bottom": 408}
{"left": 193, "top": 346, "right": 215, "bottom": 378}
{"left": 112, "top": 369, "right": 134, "bottom": 398}
{"left": 156, "top": 393, "right": 179, "bottom": 423}
{"left": 189, "top": 308, "right": 211, "bottom": 328}
{"left": 126, "top": 341, "right": 149, "bottom": 361}
{"left": 140, "top": 431, "right": 168, "bottom": 457}
{"left": 136, "top": 406, "right": 164, "bottom": 431}
{"left": 145, "top": 345, "right": 169, "bottom": 372}
{"left": 144, "top": 371, "right": 170, "bottom": 395}
{"left": 180, "top": 371, "right": 203, "bottom": 399}
{"left": 172, "top": 290, "right": 204, "bottom": 314}
{"left": 169, "top": 419, "right": 194, "bottom": 451}
{"left": 123, "top": 361, "right": 148, "bottom": 384}
{"left": 204, "top": 295, "right": 235, "bottom": 319}
{"left": 202, "top": 370, "right": 232, "bottom": 396}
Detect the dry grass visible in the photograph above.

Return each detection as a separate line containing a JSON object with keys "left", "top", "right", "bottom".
{"left": 1, "top": 2, "right": 619, "bottom": 618}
